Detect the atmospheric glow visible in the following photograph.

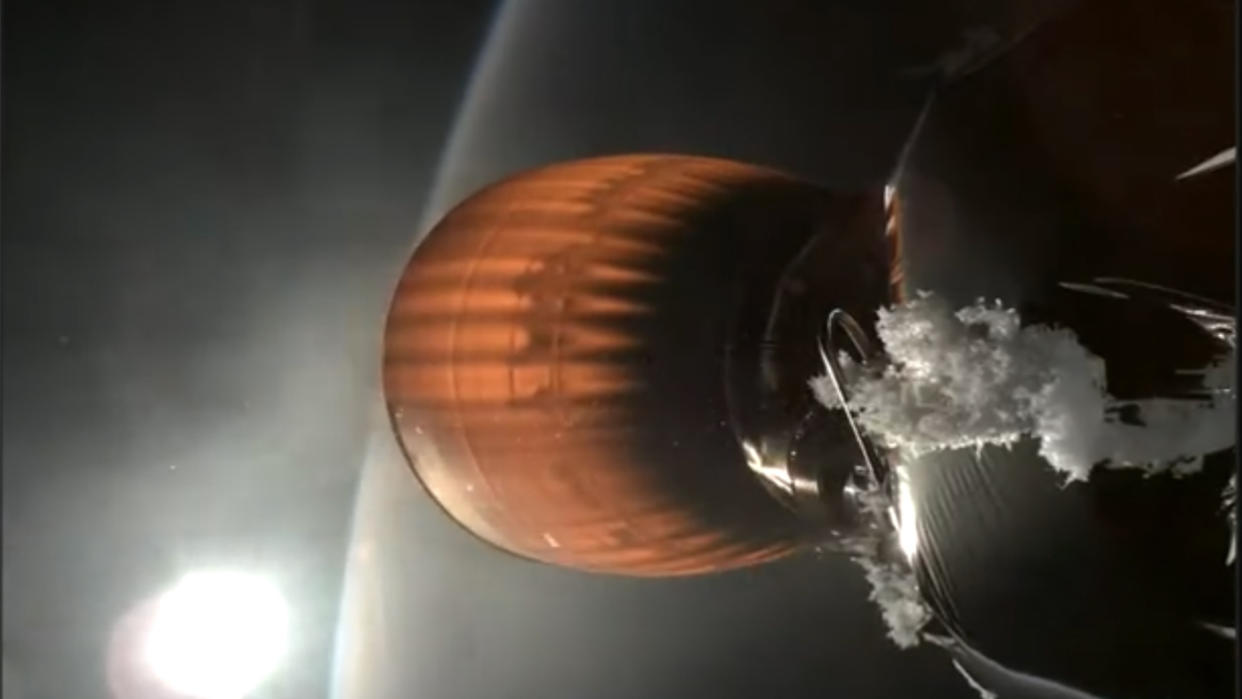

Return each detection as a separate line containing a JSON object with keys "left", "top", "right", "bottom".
{"left": 144, "top": 570, "right": 288, "bottom": 699}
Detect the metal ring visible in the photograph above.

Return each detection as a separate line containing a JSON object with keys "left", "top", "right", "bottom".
{"left": 818, "top": 309, "right": 892, "bottom": 492}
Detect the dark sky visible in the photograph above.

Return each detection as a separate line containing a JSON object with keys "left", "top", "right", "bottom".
{"left": 4, "top": 2, "right": 495, "bottom": 696}
{"left": 2, "top": 1, "right": 1029, "bottom": 697}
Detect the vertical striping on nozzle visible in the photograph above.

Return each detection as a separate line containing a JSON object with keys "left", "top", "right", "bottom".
{"left": 884, "top": 184, "right": 905, "bottom": 302}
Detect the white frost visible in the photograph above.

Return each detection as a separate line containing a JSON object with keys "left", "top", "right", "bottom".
{"left": 809, "top": 292, "right": 1236, "bottom": 482}
{"left": 844, "top": 535, "right": 931, "bottom": 649}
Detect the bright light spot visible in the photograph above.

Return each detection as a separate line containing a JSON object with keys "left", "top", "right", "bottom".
{"left": 896, "top": 471, "right": 919, "bottom": 560}
{"left": 742, "top": 441, "right": 793, "bottom": 493}
{"left": 144, "top": 570, "right": 288, "bottom": 699}
{"left": 1175, "top": 146, "right": 1235, "bottom": 180}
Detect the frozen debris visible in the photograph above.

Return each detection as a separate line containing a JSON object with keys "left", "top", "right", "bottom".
{"left": 1179, "top": 351, "right": 1237, "bottom": 396}
{"left": 810, "top": 292, "right": 1236, "bottom": 483}
{"left": 1099, "top": 390, "right": 1236, "bottom": 478}
{"left": 808, "top": 352, "right": 860, "bottom": 410}
{"left": 840, "top": 481, "right": 932, "bottom": 649}
{"left": 1176, "top": 146, "right": 1236, "bottom": 180}
{"left": 849, "top": 549, "right": 931, "bottom": 648}
{"left": 952, "top": 659, "right": 1000, "bottom": 699}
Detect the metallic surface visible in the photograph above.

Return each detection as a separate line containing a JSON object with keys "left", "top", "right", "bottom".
{"left": 382, "top": 154, "right": 891, "bottom": 576}
{"left": 896, "top": 0, "right": 1234, "bottom": 305}
{"left": 894, "top": 0, "right": 1236, "bottom": 696}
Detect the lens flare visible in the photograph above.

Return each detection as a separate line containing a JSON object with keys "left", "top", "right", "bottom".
{"left": 143, "top": 571, "right": 288, "bottom": 699}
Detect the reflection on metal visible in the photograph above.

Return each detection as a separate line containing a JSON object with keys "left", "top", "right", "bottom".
{"left": 818, "top": 309, "right": 890, "bottom": 492}
{"left": 896, "top": 469, "right": 920, "bottom": 561}
{"left": 1176, "top": 147, "right": 1236, "bottom": 181}
{"left": 384, "top": 154, "right": 890, "bottom": 576}
{"left": 742, "top": 440, "right": 794, "bottom": 495}
{"left": 951, "top": 658, "right": 998, "bottom": 699}
{"left": 1060, "top": 277, "right": 1236, "bottom": 349}
{"left": 1197, "top": 620, "right": 1237, "bottom": 642}
{"left": 929, "top": 632, "right": 1109, "bottom": 699}
{"left": 882, "top": 184, "right": 906, "bottom": 303}
{"left": 1060, "top": 276, "right": 1237, "bottom": 571}
{"left": 813, "top": 308, "right": 925, "bottom": 632}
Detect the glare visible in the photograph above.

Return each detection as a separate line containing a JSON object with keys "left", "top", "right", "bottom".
{"left": 741, "top": 441, "right": 794, "bottom": 493}
{"left": 1175, "top": 146, "right": 1235, "bottom": 180}
{"left": 144, "top": 570, "right": 288, "bottom": 699}
{"left": 896, "top": 470, "right": 919, "bottom": 560}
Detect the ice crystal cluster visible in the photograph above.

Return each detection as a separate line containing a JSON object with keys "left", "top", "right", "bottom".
{"left": 809, "top": 292, "right": 1235, "bottom": 482}
{"left": 835, "top": 482, "right": 932, "bottom": 649}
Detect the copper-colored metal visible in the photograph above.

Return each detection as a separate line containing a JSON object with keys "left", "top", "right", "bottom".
{"left": 383, "top": 154, "right": 890, "bottom": 576}
{"left": 884, "top": 187, "right": 905, "bottom": 302}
